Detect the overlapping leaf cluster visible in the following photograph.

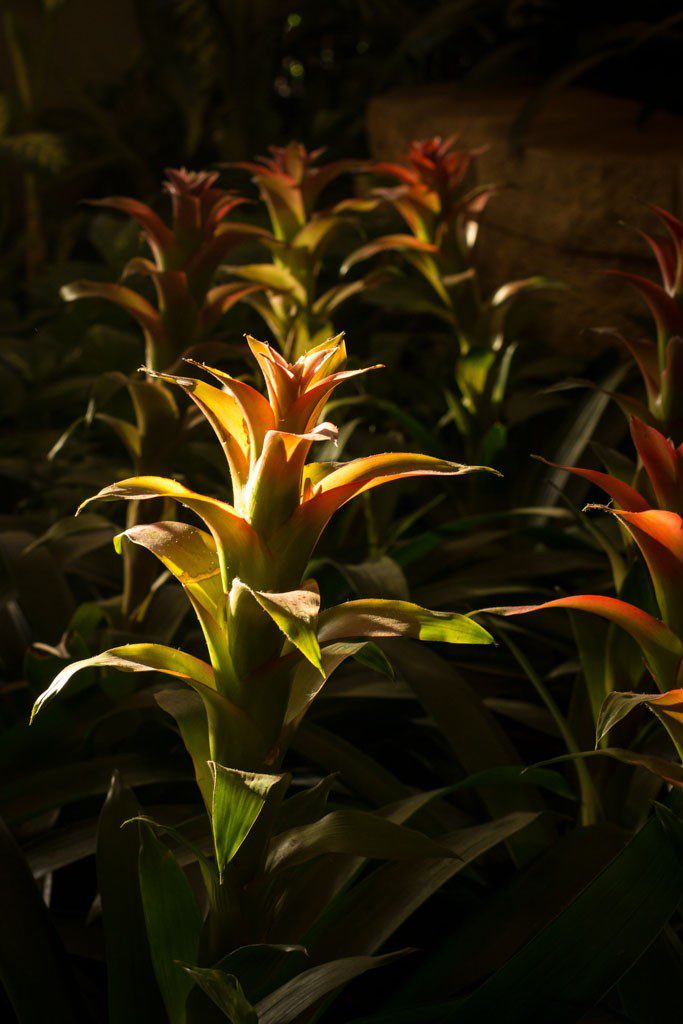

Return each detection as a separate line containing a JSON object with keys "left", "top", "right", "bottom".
{"left": 63, "top": 168, "right": 266, "bottom": 371}
{"left": 343, "top": 136, "right": 559, "bottom": 462}
{"left": 500, "top": 415, "right": 683, "bottom": 772}
{"left": 5, "top": 136, "right": 683, "bottom": 1024}
{"left": 491, "top": 211, "right": 683, "bottom": 789}
{"left": 224, "top": 142, "right": 366, "bottom": 359}
{"left": 30, "top": 330, "right": 504, "bottom": 1020}
{"left": 607, "top": 206, "right": 683, "bottom": 435}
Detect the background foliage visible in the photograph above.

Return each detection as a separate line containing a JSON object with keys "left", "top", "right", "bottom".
{"left": 2, "top": 3, "right": 683, "bottom": 1023}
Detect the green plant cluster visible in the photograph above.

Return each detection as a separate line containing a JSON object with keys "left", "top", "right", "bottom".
{"left": 2, "top": 123, "right": 683, "bottom": 1024}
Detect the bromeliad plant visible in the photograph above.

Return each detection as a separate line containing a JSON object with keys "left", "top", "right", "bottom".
{"left": 224, "top": 142, "right": 370, "bottom": 360}
{"left": 606, "top": 205, "right": 683, "bottom": 437}
{"left": 343, "top": 136, "right": 557, "bottom": 462}
{"left": 62, "top": 167, "right": 265, "bottom": 371}
{"left": 494, "top": 413, "right": 683, "bottom": 791}
{"left": 54, "top": 169, "right": 267, "bottom": 620}
{"left": 31, "top": 335, "right": 499, "bottom": 1017}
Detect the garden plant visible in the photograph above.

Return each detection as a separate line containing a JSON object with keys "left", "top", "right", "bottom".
{"left": 3, "top": 121, "right": 683, "bottom": 1024}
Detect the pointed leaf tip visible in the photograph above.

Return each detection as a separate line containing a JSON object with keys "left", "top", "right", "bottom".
{"left": 209, "top": 762, "right": 286, "bottom": 876}
{"left": 233, "top": 579, "right": 324, "bottom": 674}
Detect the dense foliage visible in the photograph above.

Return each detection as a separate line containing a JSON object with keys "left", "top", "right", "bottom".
{"left": 3, "top": 25, "right": 683, "bottom": 1018}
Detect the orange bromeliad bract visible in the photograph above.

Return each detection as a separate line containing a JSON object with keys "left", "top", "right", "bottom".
{"left": 33, "top": 334, "right": 495, "bottom": 822}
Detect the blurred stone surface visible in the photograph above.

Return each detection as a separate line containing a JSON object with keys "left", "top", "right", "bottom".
{"left": 366, "top": 85, "right": 683, "bottom": 352}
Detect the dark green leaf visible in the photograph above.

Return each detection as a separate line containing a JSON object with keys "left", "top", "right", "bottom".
{"left": 267, "top": 810, "right": 458, "bottom": 873}
{"left": 309, "top": 813, "right": 538, "bottom": 961}
{"left": 97, "top": 772, "right": 165, "bottom": 1023}
{"left": 212, "top": 945, "right": 309, "bottom": 1004}
{"left": 210, "top": 762, "right": 285, "bottom": 877}
{"left": 385, "top": 639, "right": 553, "bottom": 864}
{"left": 139, "top": 824, "right": 203, "bottom": 1024}
{"left": 392, "top": 823, "right": 627, "bottom": 1006}
{"left": 255, "top": 951, "right": 410, "bottom": 1024}
{"left": 274, "top": 776, "right": 337, "bottom": 833}
{"left": 446, "top": 805, "right": 683, "bottom": 1022}
{"left": 0, "top": 753, "right": 188, "bottom": 823}
{"left": 618, "top": 926, "right": 683, "bottom": 1022}
{"left": 178, "top": 965, "right": 257, "bottom": 1023}
{"left": 352, "top": 642, "right": 395, "bottom": 680}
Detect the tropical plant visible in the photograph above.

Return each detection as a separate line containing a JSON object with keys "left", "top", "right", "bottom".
{"left": 61, "top": 167, "right": 265, "bottom": 371}
{"left": 353, "top": 207, "right": 683, "bottom": 1024}
{"left": 323, "top": 407, "right": 683, "bottom": 1021}
{"left": 26, "top": 334, "right": 525, "bottom": 1021}
{"left": 50, "top": 169, "right": 270, "bottom": 619}
{"left": 3, "top": 1, "right": 683, "bottom": 1017}
{"left": 343, "top": 136, "right": 557, "bottom": 463}
{"left": 604, "top": 205, "right": 683, "bottom": 437}
{"left": 492, "top": 412, "right": 683, "bottom": 792}
{"left": 223, "top": 142, "right": 372, "bottom": 359}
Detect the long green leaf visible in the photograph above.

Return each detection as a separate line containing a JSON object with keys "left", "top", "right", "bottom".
{"left": 266, "top": 810, "right": 457, "bottom": 873}
{"left": 536, "top": 363, "right": 629, "bottom": 507}
{"left": 209, "top": 945, "right": 309, "bottom": 1004}
{"left": 537, "top": 747, "right": 683, "bottom": 790}
{"left": 385, "top": 639, "right": 553, "bottom": 864}
{"left": 350, "top": 806, "right": 683, "bottom": 1024}
{"left": 31, "top": 643, "right": 215, "bottom": 719}
{"left": 309, "top": 813, "right": 537, "bottom": 962}
{"left": 317, "top": 599, "right": 494, "bottom": 646}
{"left": 156, "top": 689, "right": 213, "bottom": 810}
{"left": 618, "top": 926, "right": 683, "bottom": 1022}
{"left": 391, "top": 823, "right": 626, "bottom": 1007}
{"left": 0, "top": 752, "right": 188, "bottom": 823}
{"left": 30, "top": 644, "right": 268, "bottom": 768}
{"left": 255, "top": 951, "right": 410, "bottom": 1024}
{"left": 97, "top": 772, "right": 165, "bottom": 1023}
{"left": 443, "top": 805, "right": 683, "bottom": 1023}
{"left": 139, "top": 824, "right": 203, "bottom": 1024}
{"left": 292, "top": 723, "right": 413, "bottom": 808}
